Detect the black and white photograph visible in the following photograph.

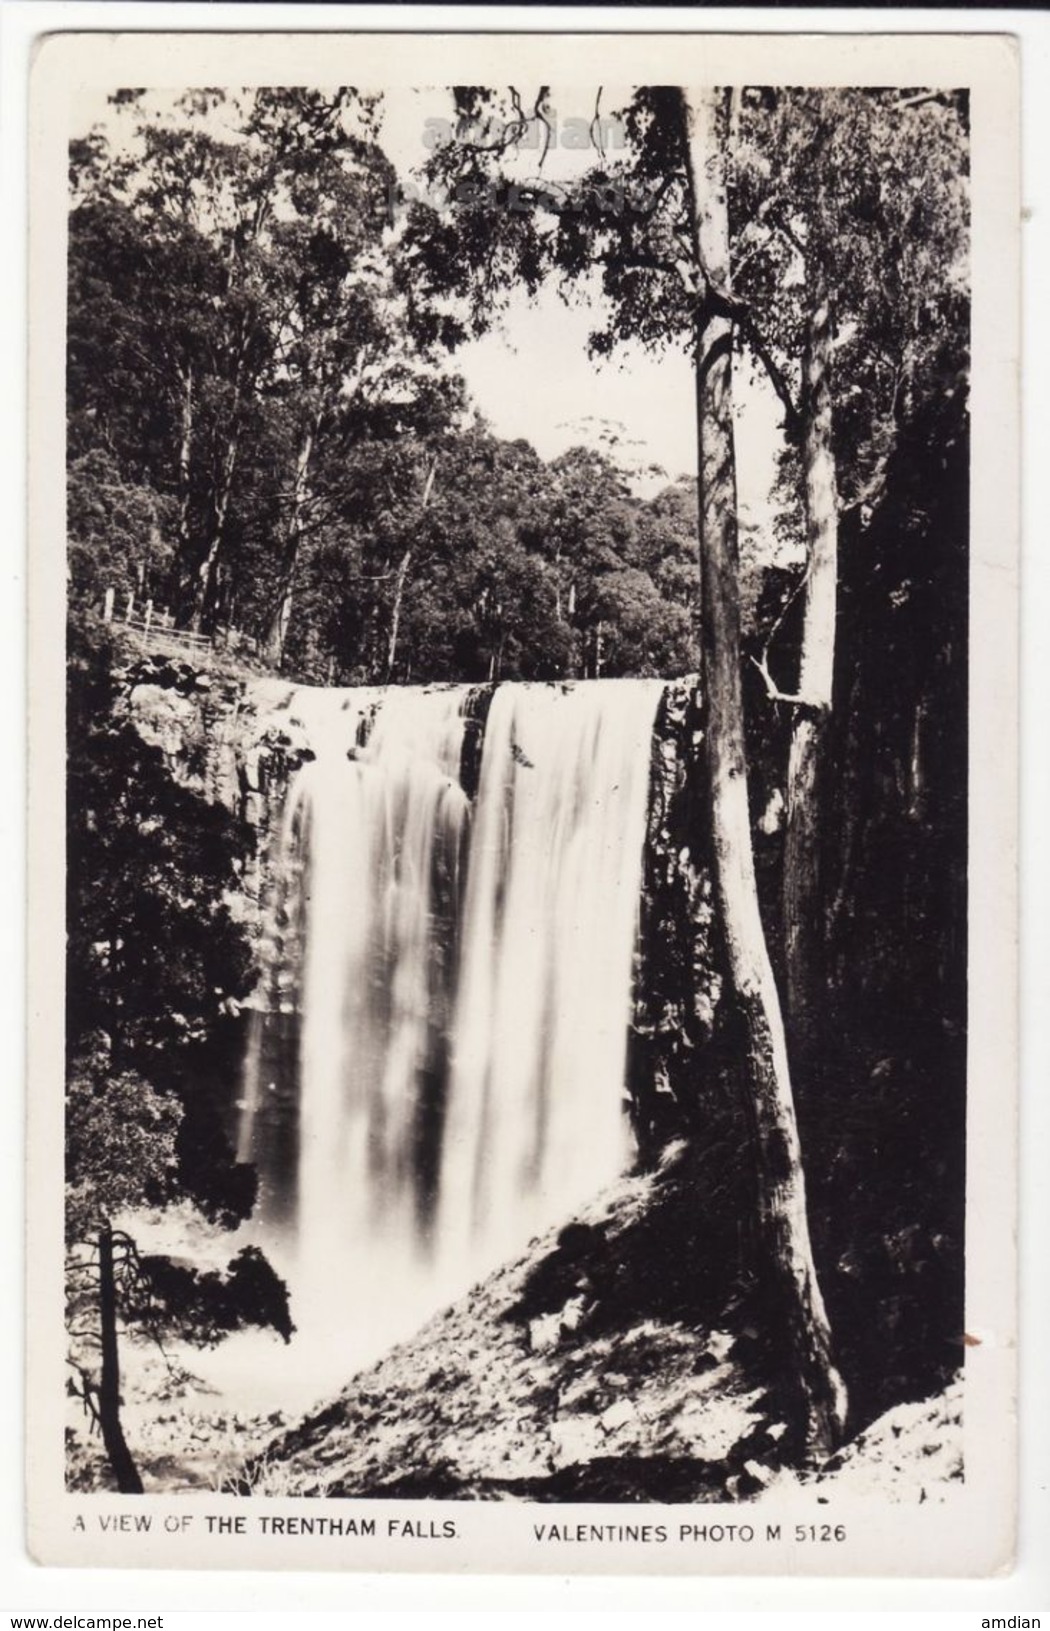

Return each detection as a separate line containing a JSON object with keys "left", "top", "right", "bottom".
{"left": 25, "top": 27, "right": 1019, "bottom": 1576}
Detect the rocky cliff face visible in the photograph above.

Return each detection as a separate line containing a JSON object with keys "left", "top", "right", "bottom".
{"left": 632, "top": 683, "right": 726, "bottom": 1154}
{"left": 118, "top": 655, "right": 312, "bottom": 821}
{"left": 115, "top": 653, "right": 317, "bottom": 934}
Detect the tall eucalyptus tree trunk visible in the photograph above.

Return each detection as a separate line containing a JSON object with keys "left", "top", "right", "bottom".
{"left": 677, "top": 85, "right": 846, "bottom": 1456}
{"left": 188, "top": 304, "right": 253, "bottom": 633}
{"left": 784, "top": 254, "right": 839, "bottom": 1050}
{"left": 189, "top": 431, "right": 239, "bottom": 634}
{"left": 386, "top": 459, "right": 437, "bottom": 681}
{"left": 264, "top": 417, "right": 317, "bottom": 667}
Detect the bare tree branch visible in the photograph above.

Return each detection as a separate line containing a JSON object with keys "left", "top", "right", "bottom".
{"left": 734, "top": 311, "right": 802, "bottom": 439}
{"left": 534, "top": 88, "right": 553, "bottom": 170}
{"left": 589, "top": 87, "right": 606, "bottom": 159}
{"left": 749, "top": 652, "right": 807, "bottom": 707}
{"left": 750, "top": 560, "right": 812, "bottom": 707}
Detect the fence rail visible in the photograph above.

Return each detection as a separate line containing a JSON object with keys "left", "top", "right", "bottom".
{"left": 100, "top": 589, "right": 254, "bottom": 660}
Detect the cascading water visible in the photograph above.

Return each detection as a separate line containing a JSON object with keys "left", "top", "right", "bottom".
{"left": 436, "top": 680, "right": 666, "bottom": 1274}
{"left": 237, "top": 678, "right": 664, "bottom": 1391}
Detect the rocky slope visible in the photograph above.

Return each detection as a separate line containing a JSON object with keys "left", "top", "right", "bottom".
{"left": 236, "top": 1144, "right": 962, "bottom": 1505}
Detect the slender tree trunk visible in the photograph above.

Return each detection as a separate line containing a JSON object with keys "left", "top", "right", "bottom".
{"left": 189, "top": 317, "right": 253, "bottom": 634}
{"left": 264, "top": 421, "right": 316, "bottom": 667}
{"left": 97, "top": 1227, "right": 143, "bottom": 1494}
{"left": 678, "top": 86, "right": 846, "bottom": 1456}
{"left": 783, "top": 257, "right": 839, "bottom": 1046}
{"left": 386, "top": 548, "right": 413, "bottom": 681}
{"left": 174, "top": 361, "right": 194, "bottom": 580}
{"left": 386, "top": 459, "right": 437, "bottom": 681}
{"left": 564, "top": 578, "right": 579, "bottom": 679}
{"left": 190, "top": 431, "right": 239, "bottom": 634}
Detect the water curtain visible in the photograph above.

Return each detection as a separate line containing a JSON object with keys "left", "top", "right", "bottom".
{"left": 239, "top": 679, "right": 664, "bottom": 1358}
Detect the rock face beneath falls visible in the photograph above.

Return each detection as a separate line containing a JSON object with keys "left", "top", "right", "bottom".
{"left": 632, "top": 684, "right": 726, "bottom": 1155}
{"left": 118, "top": 655, "right": 311, "bottom": 824}
{"left": 116, "top": 655, "right": 320, "bottom": 929}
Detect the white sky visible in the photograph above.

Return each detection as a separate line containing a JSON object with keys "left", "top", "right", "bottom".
{"left": 380, "top": 86, "right": 782, "bottom": 508}
{"left": 73, "top": 83, "right": 784, "bottom": 512}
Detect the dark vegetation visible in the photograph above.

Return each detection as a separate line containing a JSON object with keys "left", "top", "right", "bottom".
{"left": 65, "top": 614, "right": 293, "bottom": 1490}
{"left": 66, "top": 85, "right": 968, "bottom": 1487}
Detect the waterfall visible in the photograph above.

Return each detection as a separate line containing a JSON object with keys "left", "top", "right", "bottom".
{"left": 436, "top": 681, "right": 665, "bottom": 1273}
{"left": 238, "top": 678, "right": 664, "bottom": 1378}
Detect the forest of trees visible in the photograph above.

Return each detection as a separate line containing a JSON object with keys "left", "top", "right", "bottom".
{"left": 67, "top": 89, "right": 705, "bottom": 684}
{"left": 66, "top": 83, "right": 969, "bottom": 1483}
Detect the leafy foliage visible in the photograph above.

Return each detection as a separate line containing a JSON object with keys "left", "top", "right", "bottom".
{"left": 256, "top": 426, "right": 700, "bottom": 685}
{"left": 66, "top": 609, "right": 254, "bottom": 1071}
{"left": 65, "top": 1068, "right": 184, "bottom": 1243}
{"left": 67, "top": 450, "right": 177, "bottom": 604}
{"left": 130, "top": 1246, "right": 295, "bottom": 1347}
{"left": 69, "top": 90, "right": 459, "bottom": 636}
